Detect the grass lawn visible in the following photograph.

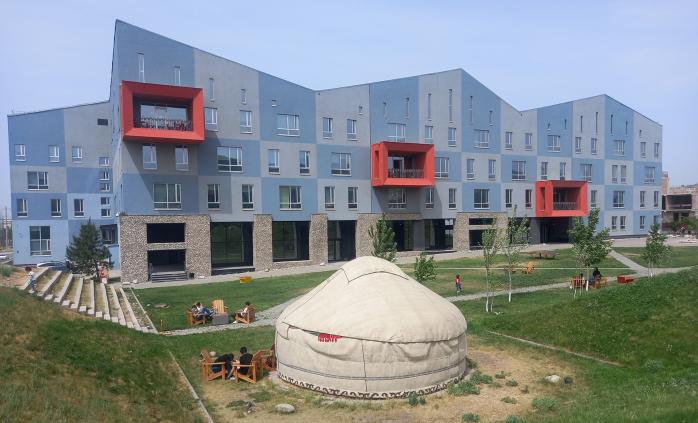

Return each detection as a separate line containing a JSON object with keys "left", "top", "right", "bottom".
{"left": 134, "top": 271, "right": 334, "bottom": 331}
{"left": 615, "top": 245, "right": 698, "bottom": 268}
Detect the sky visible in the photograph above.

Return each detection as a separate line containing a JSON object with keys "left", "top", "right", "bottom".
{"left": 1, "top": 0, "right": 697, "bottom": 214}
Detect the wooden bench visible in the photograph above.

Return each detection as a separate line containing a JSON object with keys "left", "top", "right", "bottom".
{"left": 593, "top": 277, "right": 608, "bottom": 289}
{"left": 521, "top": 262, "right": 535, "bottom": 274}
{"left": 187, "top": 309, "right": 208, "bottom": 326}
{"left": 571, "top": 276, "right": 586, "bottom": 289}
{"left": 617, "top": 275, "right": 635, "bottom": 284}
{"left": 200, "top": 349, "right": 228, "bottom": 382}
{"left": 235, "top": 305, "right": 256, "bottom": 324}
{"left": 211, "top": 299, "right": 229, "bottom": 315}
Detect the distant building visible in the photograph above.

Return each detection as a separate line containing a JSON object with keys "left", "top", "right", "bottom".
{"left": 662, "top": 173, "right": 698, "bottom": 230}
{"left": 8, "top": 21, "right": 663, "bottom": 282}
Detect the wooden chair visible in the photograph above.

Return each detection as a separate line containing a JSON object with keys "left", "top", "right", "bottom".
{"left": 200, "top": 349, "right": 228, "bottom": 382}
{"left": 571, "top": 276, "right": 586, "bottom": 289}
{"left": 521, "top": 262, "right": 535, "bottom": 274}
{"left": 233, "top": 359, "right": 257, "bottom": 384}
{"left": 594, "top": 277, "right": 608, "bottom": 289}
{"left": 258, "top": 347, "right": 276, "bottom": 372}
{"left": 211, "top": 299, "right": 229, "bottom": 316}
{"left": 235, "top": 305, "right": 256, "bottom": 324}
{"left": 187, "top": 309, "right": 208, "bottom": 326}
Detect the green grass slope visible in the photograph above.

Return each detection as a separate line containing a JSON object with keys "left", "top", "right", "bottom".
{"left": 0, "top": 287, "right": 202, "bottom": 423}
{"left": 615, "top": 246, "right": 698, "bottom": 268}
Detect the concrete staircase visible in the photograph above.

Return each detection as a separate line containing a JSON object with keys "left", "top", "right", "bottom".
{"left": 17, "top": 270, "right": 157, "bottom": 334}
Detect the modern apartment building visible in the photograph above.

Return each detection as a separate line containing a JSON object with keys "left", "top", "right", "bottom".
{"left": 8, "top": 21, "right": 663, "bottom": 283}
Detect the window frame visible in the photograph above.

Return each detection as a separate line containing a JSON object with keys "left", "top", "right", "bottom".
{"left": 424, "top": 125, "right": 433, "bottom": 144}
{"left": 207, "top": 184, "right": 220, "bottom": 209}
{"left": 347, "top": 186, "right": 358, "bottom": 209}
{"left": 324, "top": 186, "right": 335, "bottom": 209}
{"left": 488, "top": 159, "right": 496, "bottom": 181}
{"left": 644, "top": 166, "right": 656, "bottom": 184}
{"left": 50, "top": 199, "right": 61, "bottom": 218}
{"left": 614, "top": 139, "right": 625, "bottom": 156}
{"left": 29, "top": 226, "right": 51, "bottom": 256}
{"left": 448, "top": 188, "right": 457, "bottom": 209}
{"left": 71, "top": 146, "right": 83, "bottom": 163}
{"left": 204, "top": 107, "right": 219, "bottom": 131}
{"left": 73, "top": 198, "right": 85, "bottom": 217}
{"left": 17, "top": 198, "right": 28, "bottom": 217}
{"left": 512, "top": 160, "right": 527, "bottom": 181}
{"left": 613, "top": 190, "right": 625, "bottom": 209}
{"left": 448, "top": 127, "right": 457, "bottom": 147}
{"left": 347, "top": 119, "right": 357, "bottom": 141}
{"left": 505, "top": 188, "right": 513, "bottom": 209}
{"left": 541, "top": 161, "right": 548, "bottom": 180}
{"left": 330, "top": 152, "right": 352, "bottom": 176}
{"left": 153, "top": 183, "right": 182, "bottom": 210}
{"left": 217, "top": 147, "right": 243, "bottom": 173}
{"left": 590, "top": 137, "right": 598, "bottom": 155}
{"left": 474, "top": 188, "right": 490, "bottom": 209}
{"left": 175, "top": 146, "right": 189, "bottom": 171}
{"left": 322, "top": 117, "right": 333, "bottom": 139}
{"left": 279, "top": 185, "right": 302, "bottom": 210}
{"left": 425, "top": 187, "right": 434, "bottom": 209}
{"left": 388, "top": 122, "right": 406, "bottom": 142}
{"left": 388, "top": 188, "right": 407, "bottom": 209}
{"left": 142, "top": 144, "right": 157, "bottom": 170}
{"left": 524, "top": 132, "right": 533, "bottom": 150}
{"left": 15, "top": 144, "right": 26, "bottom": 161}
{"left": 27, "top": 171, "right": 49, "bottom": 190}
{"left": 239, "top": 110, "right": 253, "bottom": 134}
{"left": 268, "top": 149, "right": 280, "bottom": 174}
{"left": 242, "top": 184, "right": 254, "bottom": 210}
{"left": 435, "top": 157, "right": 450, "bottom": 179}
{"left": 582, "top": 163, "right": 592, "bottom": 182}
{"left": 277, "top": 114, "right": 300, "bottom": 137}
{"left": 474, "top": 129, "right": 490, "bottom": 148}
{"left": 525, "top": 189, "right": 532, "bottom": 208}
{"left": 466, "top": 158, "right": 475, "bottom": 180}
{"left": 547, "top": 135, "right": 561, "bottom": 152}
{"left": 99, "top": 156, "right": 111, "bottom": 167}
{"left": 48, "top": 145, "right": 60, "bottom": 162}
{"left": 299, "top": 150, "right": 311, "bottom": 175}
{"left": 505, "top": 131, "right": 513, "bottom": 150}
{"left": 574, "top": 136, "right": 582, "bottom": 154}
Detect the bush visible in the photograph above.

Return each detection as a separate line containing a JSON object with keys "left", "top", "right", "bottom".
{"left": 644, "top": 359, "right": 664, "bottom": 373}
{"left": 532, "top": 396, "right": 557, "bottom": 412}
{"left": 505, "top": 416, "right": 528, "bottom": 423}
{"left": 501, "top": 396, "right": 517, "bottom": 404}
{"left": 407, "top": 392, "right": 426, "bottom": 406}
{"left": 0, "top": 265, "right": 13, "bottom": 278}
{"left": 447, "top": 380, "right": 480, "bottom": 396}
{"left": 470, "top": 371, "right": 493, "bottom": 385}
{"left": 462, "top": 412, "right": 480, "bottom": 422}
{"left": 495, "top": 371, "right": 507, "bottom": 379}
{"left": 505, "top": 379, "right": 519, "bottom": 387}
{"left": 466, "top": 357, "right": 478, "bottom": 369}
{"left": 249, "top": 390, "right": 272, "bottom": 403}
{"left": 520, "top": 385, "right": 529, "bottom": 394}
{"left": 413, "top": 252, "right": 437, "bottom": 283}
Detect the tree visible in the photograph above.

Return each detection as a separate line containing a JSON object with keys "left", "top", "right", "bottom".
{"left": 413, "top": 252, "right": 437, "bottom": 283}
{"left": 501, "top": 208, "right": 529, "bottom": 303}
{"left": 65, "top": 219, "right": 112, "bottom": 279}
{"left": 568, "top": 208, "right": 612, "bottom": 296}
{"left": 642, "top": 223, "right": 671, "bottom": 277}
{"left": 368, "top": 214, "right": 397, "bottom": 262}
{"left": 482, "top": 220, "right": 502, "bottom": 313}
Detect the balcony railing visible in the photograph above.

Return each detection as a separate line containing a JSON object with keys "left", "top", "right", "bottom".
{"left": 388, "top": 168, "right": 424, "bottom": 178}
{"left": 136, "top": 117, "right": 193, "bottom": 131}
{"left": 667, "top": 203, "right": 693, "bottom": 209}
{"left": 553, "top": 201, "right": 578, "bottom": 210}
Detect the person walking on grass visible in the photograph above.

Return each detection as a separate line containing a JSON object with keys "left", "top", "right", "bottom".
{"left": 25, "top": 266, "right": 37, "bottom": 293}
{"left": 455, "top": 274, "right": 462, "bottom": 294}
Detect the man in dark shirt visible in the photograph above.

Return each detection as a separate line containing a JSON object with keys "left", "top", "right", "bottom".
{"left": 238, "top": 346, "right": 253, "bottom": 375}
{"left": 212, "top": 353, "right": 235, "bottom": 379}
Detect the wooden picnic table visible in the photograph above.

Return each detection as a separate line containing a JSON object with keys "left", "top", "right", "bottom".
{"left": 526, "top": 250, "right": 558, "bottom": 259}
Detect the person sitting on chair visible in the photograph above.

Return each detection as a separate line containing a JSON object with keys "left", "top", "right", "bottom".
{"left": 235, "top": 301, "right": 252, "bottom": 321}
{"left": 212, "top": 352, "right": 236, "bottom": 379}
{"left": 195, "top": 302, "right": 213, "bottom": 321}
{"left": 237, "top": 346, "right": 253, "bottom": 376}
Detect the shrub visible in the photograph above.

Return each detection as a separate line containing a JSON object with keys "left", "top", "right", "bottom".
{"left": 532, "top": 396, "right": 557, "bottom": 412}
{"left": 520, "top": 385, "right": 529, "bottom": 394}
{"left": 470, "top": 371, "right": 493, "bottom": 385}
{"left": 407, "top": 392, "right": 425, "bottom": 406}
{"left": 495, "top": 371, "right": 507, "bottom": 379}
{"left": 0, "top": 265, "right": 12, "bottom": 278}
{"left": 249, "top": 390, "right": 272, "bottom": 403}
{"left": 501, "top": 396, "right": 517, "bottom": 404}
{"left": 447, "top": 380, "right": 480, "bottom": 396}
{"left": 413, "top": 252, "right": 437, "bottom": 283}
{"left": 506, "top": 379, "right": 519, "bottom": 387}
{"left": 466, "top": 357, "right": 478, "bottom": 369}
{"left": 644, "top": 359, "right": 664, "bottom": 373}
{"left": 491, "top": 381, "right": 503, "bottom": 388}
{"left": 505, "top": 416, "right": 528, "bottom": 423}
{"left": 462, "top": 412, "right": 481, "bottom": 422}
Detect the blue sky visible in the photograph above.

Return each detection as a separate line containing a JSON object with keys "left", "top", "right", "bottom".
{"left": 1, "top": 0, "right": 697, "bottom": 213}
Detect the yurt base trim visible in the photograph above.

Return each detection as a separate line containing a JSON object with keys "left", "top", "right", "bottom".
{"left": 277, "top": 371, "right": 467, "bottom": 400}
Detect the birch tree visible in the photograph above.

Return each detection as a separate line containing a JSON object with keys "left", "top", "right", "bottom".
{"left": 482, "top": 221, "right": 502, "bottom": 313}
{"left": 501, "top": 208, "right": 529, "bottom": 302}
{"left": 642, "top": 223, "right": 671, "bottom": 277}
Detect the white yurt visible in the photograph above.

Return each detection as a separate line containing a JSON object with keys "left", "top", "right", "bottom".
{"left": 274, "top": 256, "right": 467, "bottom": 399}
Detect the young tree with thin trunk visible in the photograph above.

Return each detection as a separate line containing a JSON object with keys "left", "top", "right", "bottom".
{"left": 642, "top": 223, "right": 671, "bottom": 277}
{"left": 368, "top": 214, "right": 397, "bottom": 262}
{"left": 65, "top": 219, "right": 112, "bottom": 279}
{"left": 413, "top": 252, "right": 437, "bottom": 283}
{"left": 568, "top": 208, "right": 612, "bottom": 296}
{"left": 482, "top": 221, "right": 502, "bottom": 313}
{"left": 501, "top": 208, "right": 529, "bottom": 302}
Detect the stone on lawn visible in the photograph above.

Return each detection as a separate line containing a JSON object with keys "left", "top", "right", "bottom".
{"left": 564, "top": 376, "right": 573, "bottom": 384}
{"left": 275, "top": 403, "right": 295, "bottom": 414}
{"left": 545, "top": 375, "right": 562, "bottom": 384}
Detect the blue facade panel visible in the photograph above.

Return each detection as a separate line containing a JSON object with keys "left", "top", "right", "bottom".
{"left": 197, "top": 138, "right": 262, "bottom": 177}
{"left": 369, "top": 77, "right": 420, "bottom": 143}
{"left": 604, "top": 97, "right": 634, "bottom": 159}
{"left": 317, "top": 144, "right": 371, "bottom": 179}
{"left": 259, "top": 73, "right": 316, "bottom": 144}
{"left": 261, "top": 177, "right": 318, "bottom": 221}
{"left": 120, "top": 173, "right": 200, "bottom": 214}
{"left": 536, "top": 102, "right": 573, "bottom": 157}
{"left": 462, "top": 183, "right": 501, "bottom": 212}
{"left": 461, "top": 72, "right": 502, "bottom": 154}
{"left": 8, "top": 110, "right": 65, "bottom": 167}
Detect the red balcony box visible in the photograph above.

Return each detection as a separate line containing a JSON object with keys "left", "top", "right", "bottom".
{"left": 120, "top": 81, "right": 204, "bottom": 144}
{"left": 535, "top": 180, "right": 588, "bottom": 218}
{"left": 371, "top": 141, "right": 435, "bottom": 187}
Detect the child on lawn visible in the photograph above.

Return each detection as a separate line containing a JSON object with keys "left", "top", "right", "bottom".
{"left": 455, "top": 274, "right": 462, "bottom": 294}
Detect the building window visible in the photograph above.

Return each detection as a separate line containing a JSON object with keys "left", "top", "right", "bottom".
{"left": 475, "top": 129, "right": 490, "bottom": 148}
{"left": 448, "top": 127, "right": 457, "bottom": 147}
{"left": 448, "top": 89, "right": 453, "bottom": 122}
{"left": 279, "top": 186, "right": 302, "bottom": 210}
{"left": 620, "top": 216, "right": 627, "bottom": 231}
{"left": 30, "top": 226, "right": 51, "bottom": 256}
{"left": 435, "top": 157, "right": 449, "bottom": 179}
{"left": 640, "top": 191, "right": 646, "bottom": 208}
{"left": 625, "top": 121, "right": 628, "bottom": 135}
{"left": 468, "top": 96, "right": 474, "bottom": 124}
{"left": 174, "top": 66, "right": 181, "bottom": 86}
{"left": 595, "top": 111, "right": 599, "bottom": 133}
{"left": 512, "top": 160, "right": 527, "bottom": 181}
{"left": 611, "top": 216, "right": 618, "bottom": 231}
{"left": 547, "top": 135, "right": 561, "bottom": 152}
{"left": 217, "top": 147, "right": 243, "bottom": 172}
{"left": 474, "top": 189, "right": 490, "bottom": 209}
{"left": 99, "top": 170, "right": 110, "bottom": 181}
{"left": 524, "top": 132, "right": 533, "bottom": 150}
{"left": 71, "top": 146, "right": 83, "bottom": 162}
{"left": 645, "top": 166, "right": 656, "bottom": 184}
{"left": 208, "top": 77, "right": 215, "bottom": 101}
{"left": 640, "top": 142, "right": 647, "bottom": 158}
{"left": 27, "top": 171, "right": 48, "bottom": 190}
{"left": 488, "top": 159, "right": 496, "bottom": 181}
{"left": 425, "top": 125, "right": 434, "bottom": 144}
{"left": 505, "top": 131, "right": 513, "bottom": 149}
{"left": 489, "top": 110, "right": 494, "bottom": 125}
{"left": 330, "top": 153, "right": 351, "bottom": 176}
{"left": 448, "top": 188, "right": 457, "bottom": 209}
{"left": 175, "top": 146, "right": 189, "bottom": 171}
{"left": 322, "top": 117, "right": 333, "bottom": 138}
{"left": 613, "top": 190, "right": 625, "bottom": 208}
{"left": 14, "top": 144, "right": 26, "bottom": 161}
{"left": 97, "top": 118, "right": 109, "bottom": 126}
{"left": 99, "top": 156, "right": 110, "bottom": 167}
{"left": 347, "top": 187, "right": 358, "bottom": 209}
{"left": 654, "top": 191, "right": 659, "bottom": 208}
{"left": 299, "top": 150, "right": 311, "bottom": 175}
{"left": 640, "top": 215, "right": 646, "bottom": 230}
{"left": 382, "top": 102, "right": 387, "bottom": 118}
{"left": 74, "top": 198, "right": 85, "bottom": 217}
{"left": 347, "top": 119, "right": 357, "bottom": 141}
{"left": 427, "top": 93, "right": 432, "bottom": 120}
{"left": 277, "top": 114, "right": 300, "bottom": 136}
{"left": 575, "top": 137, "right": 582, "bottom": 154}
{"left": 242, "top": 184, "right": 254, "bottom": 210}
{"left": 100, "top": 197, "right": 110, "bottom": 218}
{"left": 591, "top": 190, "right": 598, "bottom": 208}
{"left": 466, "top": 158, "right": 475, "bottom": 180}
{"left": 654, "top": 143, "right": 660, "bottom": 159}
{"left": 240, "top": 110, "right": 252, "bottom": 133}
{"left": 612, "top": 165, "right": 618, "bottom": 184}
{"left": 405, "top": 97, "right": 410, "bottom": 118}
{"left": 154, "top": 183, "right": 182, "bottom": 209}
{"left": 324, "top": 186, "right": 335, "bottom": 209}
{"left": 204, "top": 107, "right": 218, "bottom": 131}
{"left": 17, "top": 198, "right": 28, "bottom": 217}
{"left": 505, "top": 189, "right": 513, "bottom": 208}
{"left": 580, "top": 115, "right": 584, "bottom": 132}
{"left": 100, "top": 182, "right": 111, "bottom": 192}
{"left": 101, "top": 225, "right": 116, "bottom": 244}
{"left": 207, "top": 184, "right": 220, "bottom": 209}
{"left": 101, "top": 208, "right": 111, "bottom": 218}
{"left": 582, "top": 163, "right": 592, "bottom": 182}
{"left": 388, "top": 123, "right": 406, "bottom": 142}
{"left": 525, "top": 189, "right": 532, "bottom": 208}
{"left": 241, "top": 88, "right": 247, "bottom": 104}
{"left": 50, "top": 199, "right": 61, "bottom": 217}
{"left": 143, "top": 144, "right": 157, "bottom": 169}
{"left": 268, "top": 149, "right": 280, "bottom": 174}
{"left": 610, "top": 114, "right": 614, "bottom": 134}
{"left": 425, "top": 187, "right": 434, "bottom": 209}
{"left": 541, "top": 161, "right": 548, "bottom": 180}
{"left": 559, "top": 162, "right": 566, "bottom": 180}
{"left": 620, "top": 165, "right": 627, "bottom": 184}
{"left": 49, "top": 145, "right": 60, "bottom": 162}
{"left": 388, "top": 188, "right": 406, "bottom": 209}
{"left": 614, "top": 139, "right": 625, "bottom": 156}
{"left": 591, "top": 138, "right": 598, "bottom": 155}
{"left": 137, "top": 53, "right": 145, "bottom": 82}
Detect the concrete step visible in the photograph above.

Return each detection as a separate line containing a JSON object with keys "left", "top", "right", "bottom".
{"left": 109, "top": 285, "right": 127, "bottom": 326}
{"left": 40, "top": 271, "right": 62, "bottom": 299}
{"left": 150, "top": 271, "right": 189, "bottom": 282}
{"left": 118, "top": 287, "right": 142, "bottom": 331}
{"left": 54, "top": 274, "right": 73, "bottom": 304}
{"left": 86, "top": 279, "right": 96, "bottom": 316}
{"left": 97, "top": 282, "right": 110, "bottom": 321}
{"left": 19, "top": 267, "right": 48, "bottom": 291}
{"left": 70, "top": 277, "right": 84, "bottom": 310}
